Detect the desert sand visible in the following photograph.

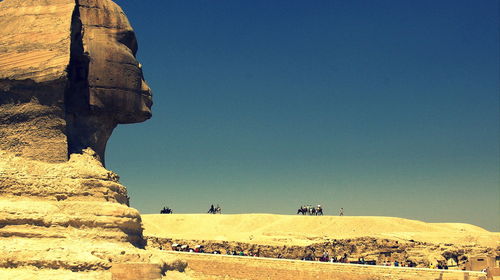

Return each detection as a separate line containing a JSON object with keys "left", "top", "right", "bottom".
{"left": 142, "top": 214, "right": 500, "bottom": 247}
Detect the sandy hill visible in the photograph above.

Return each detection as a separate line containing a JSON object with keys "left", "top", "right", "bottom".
{"left": 141, "top": 214, "right": 499, "bottom": 247}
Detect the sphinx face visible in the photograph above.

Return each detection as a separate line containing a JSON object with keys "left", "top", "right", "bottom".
{"left": 64, "top": 0, "right": 153, "bottom": 163}
{"left": 80, "top": 0, "right": 152, "bottom": 124}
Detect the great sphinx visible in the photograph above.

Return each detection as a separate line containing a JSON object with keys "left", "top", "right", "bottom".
{"left": 0, "top": 0, "right": 162, "bottom": 277}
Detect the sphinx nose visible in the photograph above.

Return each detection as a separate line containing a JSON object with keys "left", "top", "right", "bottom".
{"left": 140, "top": 79, "right": 153, "bottom": 112}
{"left": 141, "top": 79, "right": 152, "bottom": 97}
{"left": 138, "top": 63, "right": 152, "bottom": 94}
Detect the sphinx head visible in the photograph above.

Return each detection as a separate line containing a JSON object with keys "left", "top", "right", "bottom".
{"left": 66, "top": 0, "right": 153, "bottom": 163}
{"left": 0, "top": 0, "right": 152, "bottom": 164}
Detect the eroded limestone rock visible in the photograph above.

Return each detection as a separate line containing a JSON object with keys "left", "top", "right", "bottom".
{"left": 0, "top": 0, "right": 74, "bottom": 163}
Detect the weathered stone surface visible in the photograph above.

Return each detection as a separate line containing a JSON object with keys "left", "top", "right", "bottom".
{"left": 165, "top": 252, "right": 489, "bottom": 280}
{"left": 0, "top": 0, "right": 74, "bottom": 163}
{"left": 0, "top": 0, "right": 158, "bottom": 277}
{"left": 0, "top": 0, "right": 152, "bottom": 164}
{"left": 0, "top": 0, "right": 74, "bottom": 83}
{"left": 0, "top": 149, "right": 156, "bottom": 273}
{"left": 66, "top": 0, "right": 152, "bottom": 163}
{"left": 110, "top": 263, "right": 162, "bottom": 280}
{"left": 80, "top": 0, "right": 153, "bottom": 123}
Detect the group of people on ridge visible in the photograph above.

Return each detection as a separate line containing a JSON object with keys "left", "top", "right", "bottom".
{"left": 207, "top": 204, "right": 221, "bottom": 214}
{"left": 159, "top": 204, "right": 222, "bottom": 214}
{"left": 160, "top": 204, "right": 343, "bottom": 216}
{"left": 297, "top": 205, "right": 324, "bottom": 215}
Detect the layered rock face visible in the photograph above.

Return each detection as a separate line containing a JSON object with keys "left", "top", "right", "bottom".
{"left": 0, "top": 0, "right": 157, "bottom": 277}
{"left": 0, "top": 0, "right": 75, "bottom": 162}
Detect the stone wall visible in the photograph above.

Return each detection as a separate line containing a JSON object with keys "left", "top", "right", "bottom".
{"left": 110, "top": 263, "right": 162, "bottom": 280}
{"left": 169, "top": 252, "right": 487, "bottom": 280}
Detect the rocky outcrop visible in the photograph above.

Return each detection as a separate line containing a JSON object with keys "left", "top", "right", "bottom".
{"left": 0, "top": 0, "right": 159, "bottom": 278}
{"left": 147, "top": 236, "right": 499, "bottom": 268}
{"left": 0, "top": 149, "right": 144, "bottom": 245}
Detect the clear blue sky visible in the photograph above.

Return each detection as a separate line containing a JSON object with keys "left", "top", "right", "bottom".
{"left": 109, "top": 0, "right": 499, "bottom": 231}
